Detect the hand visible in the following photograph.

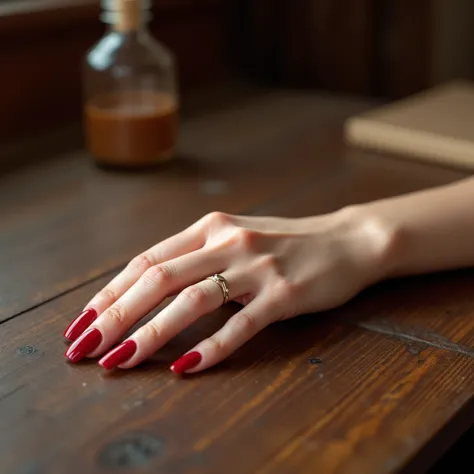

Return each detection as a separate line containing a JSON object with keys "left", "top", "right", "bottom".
{"left": 63, "top": 209, "right": 393, "bottom": 374}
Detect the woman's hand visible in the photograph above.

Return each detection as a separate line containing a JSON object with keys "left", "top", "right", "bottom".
{"left": 63, "top": 208, "right": 394, "bottom": 374}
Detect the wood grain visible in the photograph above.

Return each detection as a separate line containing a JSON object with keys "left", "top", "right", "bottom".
{"left": 0, "top": 273, "right": 472, "bottom": 474}
{"left": 0, "top": 90, "right": 371, "bottom": 321}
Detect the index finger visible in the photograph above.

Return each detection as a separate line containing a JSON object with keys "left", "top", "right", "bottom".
{"left": 63, "top": 223, "right": 205, "bottom": 341}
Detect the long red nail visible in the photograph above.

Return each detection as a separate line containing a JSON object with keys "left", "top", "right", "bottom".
{"left": 170, "top": 351, "right": 202, "bottom": 374}
{"left": 64, "top": 308, "right": 97, "bottom": 341}
{"left": 99, "top": 340, "right": 137, "bottom": 370}
{"left": 65, "top": 328, "right": 102, "bottom": 363}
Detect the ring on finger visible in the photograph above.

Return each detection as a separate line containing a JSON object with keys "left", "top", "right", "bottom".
{"left": 206, "top": 274, "right": 230, "bottom": 305}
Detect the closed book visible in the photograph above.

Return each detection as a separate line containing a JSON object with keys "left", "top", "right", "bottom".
{"left": 344, "top": 80, "right": 474, "bottom": 170}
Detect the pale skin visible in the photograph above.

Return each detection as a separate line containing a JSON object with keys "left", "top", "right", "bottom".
{"left": 64, "top": 176, "right": 474, "bottom": 373}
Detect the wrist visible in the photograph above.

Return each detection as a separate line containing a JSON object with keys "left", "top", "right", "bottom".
{"left": 335, "top": 204, "right": 403, "bottom": 284}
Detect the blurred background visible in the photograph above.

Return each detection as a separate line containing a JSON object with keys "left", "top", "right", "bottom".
{"left": 1, "top": 0, "right": 474, "bottom": 150}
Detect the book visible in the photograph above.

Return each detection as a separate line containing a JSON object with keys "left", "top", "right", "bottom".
{"left": 344, "top": 80, "right": 474, "bottom": 170}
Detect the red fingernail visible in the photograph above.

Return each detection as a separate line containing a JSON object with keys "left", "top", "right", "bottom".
{"left": 64, "top": 308, "right": 97, "bottom": 341}
{"left": 65, "top": 328, "right": 102, "bottom": 363}
{"left": 170, "top": 351, "right": 202, "bottom": 374}
{"left": 99, "top": 340, "right": 137, "bottom": 370}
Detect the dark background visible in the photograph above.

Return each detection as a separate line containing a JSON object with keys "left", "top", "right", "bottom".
{"left": 1, "top": 0, "right": 474, "bottom": 145}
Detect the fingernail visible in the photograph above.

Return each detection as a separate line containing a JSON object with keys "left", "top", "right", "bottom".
{"left": 65, "top": 328, "right": 102, "bottom": 363}
{"left": 99, "top": 340, "right": 137, "bottom": 370}
{"left": 170, "top": 351, "right": 202, "bottom": 374}
{"left": 64, "top": 308, "right": 97, "bottom": 341}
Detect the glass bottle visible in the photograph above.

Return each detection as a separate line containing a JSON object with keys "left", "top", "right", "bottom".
{"left": 83, "top": 0, "right": 179, "bottom": 168}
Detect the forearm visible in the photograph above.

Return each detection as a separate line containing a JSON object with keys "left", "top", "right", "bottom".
{"left": 359, "top": 176, "right": 474, "bottom": 279}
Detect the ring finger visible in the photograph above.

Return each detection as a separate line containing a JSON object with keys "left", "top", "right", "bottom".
{"left": 98, "top": 271, "right": 250, "bottom": 370}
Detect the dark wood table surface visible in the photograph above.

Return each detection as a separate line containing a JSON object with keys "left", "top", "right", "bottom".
{"left": 1, "top": 87, "right": 473, "bottom": 474}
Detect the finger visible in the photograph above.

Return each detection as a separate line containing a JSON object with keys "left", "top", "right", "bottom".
{"left": 233, "top": 294, "right": 254, "bottom": 306}
{"left": 65, "top": 248, "right": 226, "bottom": 363}
{"left": 170, "top": 294, "right": 278, "bottom": 374}
{"left": 89, "top": 226, "right": 205, "bottom": 314}
{"left": 64, "top": 224, "right": 204, "bottom": 341}
{"left": 98, "top": 271, "right": 249, "bottom": 370}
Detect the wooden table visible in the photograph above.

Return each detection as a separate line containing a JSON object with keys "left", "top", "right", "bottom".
{"left": 1, "top": 87, "right": 473, "bottom": 474}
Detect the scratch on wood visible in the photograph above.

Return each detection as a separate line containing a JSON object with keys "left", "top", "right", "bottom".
{"left": 0, "top": 384, "right": 25, "bottom": 403}
{"left": 358, "top": 321, "right": 474, "bottom": 358}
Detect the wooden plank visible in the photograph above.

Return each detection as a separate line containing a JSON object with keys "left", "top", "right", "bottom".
{"left": 0, "top": 91, "right": 371, "bottom": 321}
{"left": 0, "top": 274, "right": 473, "bottom": 474}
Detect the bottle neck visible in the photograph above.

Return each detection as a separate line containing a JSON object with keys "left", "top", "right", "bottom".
{"left": 106, "top": 22, "right": 150, "bottom": 36}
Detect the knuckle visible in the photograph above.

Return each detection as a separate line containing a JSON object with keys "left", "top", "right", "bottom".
{"left": 207, "top": 335, "right": 226, "bottom": 355}
{"left": 232, "top": 312, "right": 257, "bottom": 336}
{"left": 205, "top": 211, "right": 232, "bottom": 228}
{"left": 274, "top": 279, "right": 300, "bottom": 302}
{"left": 97, "top": 287, "right": 117, "bottom": 303}
{"left": 128, "top": 253, "right": 155, "bottom": 273}
{"left": 141, "top": 321, "right": 162, "bottom": 342}
{"left": 229, "top": 228, "right": 257, "bottom": 252}
{"left": 141, "top": 264, "right": 175, "bottom": 288}
{"left": 258, "top": 254, "right": 279, "bottom": 273}
{"left": 237, "top": 228, "right": 254, "bottom": 250}
{"left": 105, "top": 305, "right": 126, "bottom": 327}
{"left": 180, "top": 285, "right": 209, "bottom": 307}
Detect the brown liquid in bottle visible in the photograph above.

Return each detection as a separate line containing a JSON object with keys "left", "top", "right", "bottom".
{"left": 85, "top": 90, "right": 178, "bottom": 167}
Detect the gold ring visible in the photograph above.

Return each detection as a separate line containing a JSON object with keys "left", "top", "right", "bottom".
{"left": 206, "top": 274, "right": 230, "bottom": 305}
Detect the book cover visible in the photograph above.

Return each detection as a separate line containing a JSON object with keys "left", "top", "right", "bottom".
{"left": 344, "top": 80, "right": 474, "bottom": 170}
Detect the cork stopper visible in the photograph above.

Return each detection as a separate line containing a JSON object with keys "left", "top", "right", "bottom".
{"left": 101, "top": 0, "right": 152, "bottom": 32}
{"left": 116, "top": 0, "right": 139, "bottom": 32}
